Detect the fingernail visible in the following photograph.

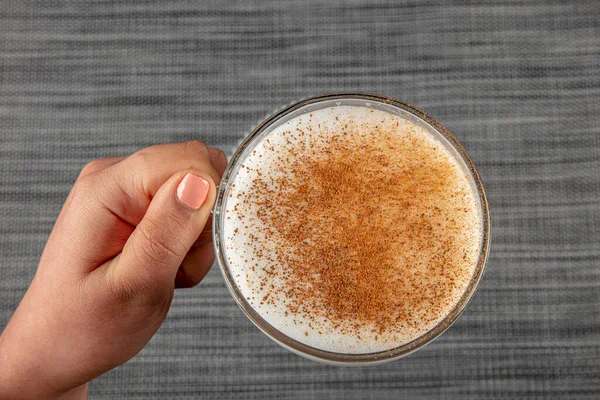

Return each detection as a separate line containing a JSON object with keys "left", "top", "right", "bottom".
{"left": 177, "top": 173, "right": 210, "bottom": 210}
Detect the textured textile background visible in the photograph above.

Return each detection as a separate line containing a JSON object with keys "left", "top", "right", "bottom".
{"left": 1, "top": 0, "right": 599, "bottom": 398}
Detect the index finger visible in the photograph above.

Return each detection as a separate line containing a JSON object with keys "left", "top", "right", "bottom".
{"left": 55, "top": 141, "right": 224, "bottom": 268}
{"left": 100, "top": 141, "right": 223, "bottom": 226}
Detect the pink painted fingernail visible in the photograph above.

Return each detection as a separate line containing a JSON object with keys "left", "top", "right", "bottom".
{"left": 177, "top": 173, "right": 210, "bottom": 210}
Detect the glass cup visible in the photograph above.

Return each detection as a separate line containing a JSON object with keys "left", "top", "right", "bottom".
{"left": 213, "top": 93, "right": 490, "bottom": 365}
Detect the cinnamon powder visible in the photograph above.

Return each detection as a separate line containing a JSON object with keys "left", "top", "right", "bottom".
{"left": 228, "top": 111, "right": 480, "bottom": 342}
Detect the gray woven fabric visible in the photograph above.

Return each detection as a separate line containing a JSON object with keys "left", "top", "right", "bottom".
{"left": 1, "top": 0, "right": 599, "bottom": 398}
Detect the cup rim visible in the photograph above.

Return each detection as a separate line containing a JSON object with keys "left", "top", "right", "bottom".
{"left": 213, "top": 92, "right": 491, "bottom": 365}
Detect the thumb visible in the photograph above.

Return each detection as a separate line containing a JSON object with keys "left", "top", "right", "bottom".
{"left": 108, "top": 170, "right": 216, "bottom": 297}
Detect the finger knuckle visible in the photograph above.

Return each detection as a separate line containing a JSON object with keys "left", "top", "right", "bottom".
{"left": 79, "top": 159, "right": 103, "bottom": 178}
{"left": 71, "top": 174, "right": 95, "bottom": 199}
{"left": 106, "top": 266, "right": 143, "bottom": 302}
{"left": 183, "top": 140, "right": 209, "bottom": 156}
{"left": 107, "top": 265, "right": 172, "bottom": 311}
{"left": 136, "top": 216, "right": 185, "bottom": 266}
{"left": 130, "top": 148, "right": 152, "bottom": 165}
{"left": 209, "top": 146, "right": 226, "bottom": 159}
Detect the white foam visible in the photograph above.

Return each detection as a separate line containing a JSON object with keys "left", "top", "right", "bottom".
{"left": 222, "top": 106, "right": 482, "bottom": 353}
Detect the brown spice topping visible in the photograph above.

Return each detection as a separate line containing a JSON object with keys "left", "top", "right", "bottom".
{"left": 230, "top": 113, "right": 479, "bottom": 339}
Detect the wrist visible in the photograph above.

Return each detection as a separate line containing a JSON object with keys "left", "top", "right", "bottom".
{"left": 0, "top": 317, "right": 89, "bottom": 400}
{"left": 0, "top": 335, "right": 88, "bottom": 400}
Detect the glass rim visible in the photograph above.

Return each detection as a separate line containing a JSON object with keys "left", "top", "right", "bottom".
{"left": 213, "top": 92, "right": 491, "bottom": 365}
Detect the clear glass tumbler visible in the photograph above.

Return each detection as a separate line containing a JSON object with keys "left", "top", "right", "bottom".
{"left": 213, "top": 93, "right": 490, "bottom": 365}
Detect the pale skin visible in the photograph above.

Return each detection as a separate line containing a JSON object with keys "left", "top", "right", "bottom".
{"left": 0, "top": 141, "right": 227, "bottom": 400}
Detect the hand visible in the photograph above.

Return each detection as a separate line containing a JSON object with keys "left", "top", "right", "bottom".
{"left": 0, "top": 141, "right": 227, "bottom": 400}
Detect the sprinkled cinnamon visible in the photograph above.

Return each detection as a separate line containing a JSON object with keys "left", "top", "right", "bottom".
{"left": 225, "top": 108, "right": 480, "bottom": 346}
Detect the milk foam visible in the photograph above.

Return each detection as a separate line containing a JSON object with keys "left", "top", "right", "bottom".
{"left": 222, "top": 106, "right": 482, "bottom": 354}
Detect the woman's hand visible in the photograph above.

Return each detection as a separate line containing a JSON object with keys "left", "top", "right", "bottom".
{"left": 0, "top": 141, "right": 226, "bottom": 400}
